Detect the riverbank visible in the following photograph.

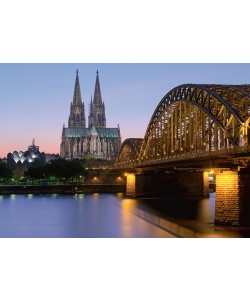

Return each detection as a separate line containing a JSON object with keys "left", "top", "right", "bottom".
{"left": 0, "top": 184, "right": 126, "bottom": 194}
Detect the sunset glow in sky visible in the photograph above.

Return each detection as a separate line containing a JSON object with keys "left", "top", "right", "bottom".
{"left": 1, "top": 63, "right": 250, "bottom": 158}
{"left": 1, "top": 1, "right": 249, "bottom": 298}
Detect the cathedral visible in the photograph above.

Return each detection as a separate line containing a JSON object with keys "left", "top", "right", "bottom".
{"left": 60, "top": 70, "right": 121, "bottom": 160}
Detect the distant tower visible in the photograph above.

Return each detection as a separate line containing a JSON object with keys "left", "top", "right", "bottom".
{"left": 88, "top": 70, "right": 106, "bottom": 128}
{"left": 28, "top": 138, "right": 39, "bottom": 153}
{"left": 68, "top": 70, "right": 86, "bottom": 128}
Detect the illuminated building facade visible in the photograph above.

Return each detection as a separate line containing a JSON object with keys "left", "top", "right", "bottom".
{"left": 60, "top": 70, "right": 121, "bottom": 160}
{"left": 7, "top": 139, "right": 59, "bottom": 177}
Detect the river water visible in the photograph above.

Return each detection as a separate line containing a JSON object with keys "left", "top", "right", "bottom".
{"left": 0, "top": 193, "right": 248, "bottom": 237}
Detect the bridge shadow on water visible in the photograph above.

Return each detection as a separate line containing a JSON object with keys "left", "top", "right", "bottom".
{"left": 123, "top": 193, "right": 250, "bottom": 238}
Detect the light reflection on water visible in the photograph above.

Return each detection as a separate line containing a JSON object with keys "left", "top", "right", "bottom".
{"left": 0, "top": 193, "right": 245, "bottom": 238}
{"left": 10, "top": 194, "right": 16, "bottom": 201}
{"left": 0, "top": 193, "right": 176, "bottom": 238}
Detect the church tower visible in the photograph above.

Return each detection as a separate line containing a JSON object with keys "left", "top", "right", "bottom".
{"left": 61, "top": 69, "right": 121, "bottom": 160}
{"left": 88, "top": 70, "right": 106, "bottom": 128}
{"left": 68, "top": 70, "right": 86, "bottom": 128}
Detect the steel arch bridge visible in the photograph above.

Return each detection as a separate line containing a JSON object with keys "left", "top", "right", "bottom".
{"left": 116, "top": 138, "right": 143, "bottom": 166}
{"left": 117, "top": 84, "right": 250, "bottom": 167}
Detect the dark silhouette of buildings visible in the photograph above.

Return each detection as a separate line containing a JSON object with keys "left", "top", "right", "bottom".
{"left": 7, "top": 139, "right": 59, "bottom": 178}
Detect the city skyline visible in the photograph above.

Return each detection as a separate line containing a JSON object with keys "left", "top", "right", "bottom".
{"left": 1, "top": 63, "right": 250, "bottom": 158}
{"left": 1, "top": 2, "right": 249, "bottom": 298}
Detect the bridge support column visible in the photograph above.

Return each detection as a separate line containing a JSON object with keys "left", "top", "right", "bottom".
{"left": 203, "top": 171, "right": 210, "bottom": 197}
{"left": 215, "top": 171, "right": 250, "bottom": 226}
{"left": 126, "top": 173, "right": 136, "bottom": 197}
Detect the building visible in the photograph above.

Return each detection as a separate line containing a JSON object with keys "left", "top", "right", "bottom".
{"left": 7, "top": 139, "right": 59, "bottom": 178}
{"left": 60, "top": 70, "right": 121, "bottom": 160}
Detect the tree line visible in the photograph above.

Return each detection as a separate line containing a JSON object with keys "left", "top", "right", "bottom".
{"left": 0, "top": 161, "right": 13, "bottom": 181}
{"left": 0, "top": 158, "right": 86, "bottom": 184}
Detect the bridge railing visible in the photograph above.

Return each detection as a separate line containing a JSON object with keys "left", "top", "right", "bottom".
{"left": 116, "top": 144, "right": 250, "bottom": 168}
{"left": 140, "top": 145, "right": 250, "bottom": 166}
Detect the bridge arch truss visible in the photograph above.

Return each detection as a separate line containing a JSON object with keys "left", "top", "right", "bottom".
{"left": 140, "top": 84, "right": 250, "bottom": 163}
{"left": 116, "top": 138, "right": 143, "bottom": 167}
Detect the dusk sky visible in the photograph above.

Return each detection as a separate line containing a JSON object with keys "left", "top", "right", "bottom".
{"left": 1, "top": 63, "right": 250, "bottom": 158}
{"left": 1, "top": 2, "right": 249, "bottom": 299}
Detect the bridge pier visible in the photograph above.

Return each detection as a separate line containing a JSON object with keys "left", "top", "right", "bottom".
{"left": 215, "top": 170, "right": 250, "bottom": 226}
{"left": 125, "top": 171, "right": 209, "bottom": 198}
{"left": 125, "top": 173, "right": 136, "bottom": 197}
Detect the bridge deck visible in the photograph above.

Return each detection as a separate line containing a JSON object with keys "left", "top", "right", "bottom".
{"left": 116, "top": 145, "right": 250, "bottom": 170}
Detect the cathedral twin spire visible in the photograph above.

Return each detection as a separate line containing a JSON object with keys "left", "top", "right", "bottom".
{"left": 68, "top": 70, "right": 86, "bottom": 128}
{"left": 89, "top": 70, "right": 106, "bottom": 128}
{"left": 68, "top": 70, "right": 106, "bottom": 129}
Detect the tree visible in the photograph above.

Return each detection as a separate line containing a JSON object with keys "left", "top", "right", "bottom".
{"left": 46, "top": 158, "right": 86, "bottom": 183}
{"left": 22, "top": 158, "right": 86, "bottom": 184}
{"left": 67, "top": 159, "right": 86, "bottom": 182}
{"left": 46, "top": 158, "right": 68, "bottom": 182}
{"left": 0, "top": 161, "right": 13, "bottom": 181}
{"left": 24, "top": 164, "right": 46, "bottom": 183}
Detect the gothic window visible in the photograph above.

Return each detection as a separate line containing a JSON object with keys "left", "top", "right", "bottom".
{"left": 75, "top": 114, "right": 80, "bottom": 123}
{"left": 98, "top": 114, "right": 101, "bottom": 126}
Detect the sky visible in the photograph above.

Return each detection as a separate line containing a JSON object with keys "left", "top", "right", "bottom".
{"left": 1, "top": 1, "right": 250, "bottom": 299}
{"left": 0, "top": 63, "right": 250, "bottom": 158}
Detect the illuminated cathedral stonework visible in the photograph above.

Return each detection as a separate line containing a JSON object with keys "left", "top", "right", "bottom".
{"left": 60, "top": 70, "right": 121, "bottom": 160}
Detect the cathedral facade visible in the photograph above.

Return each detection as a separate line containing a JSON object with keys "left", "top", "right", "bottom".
{"left": 60, "top": 70, "right": 121, "bottom": 160}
